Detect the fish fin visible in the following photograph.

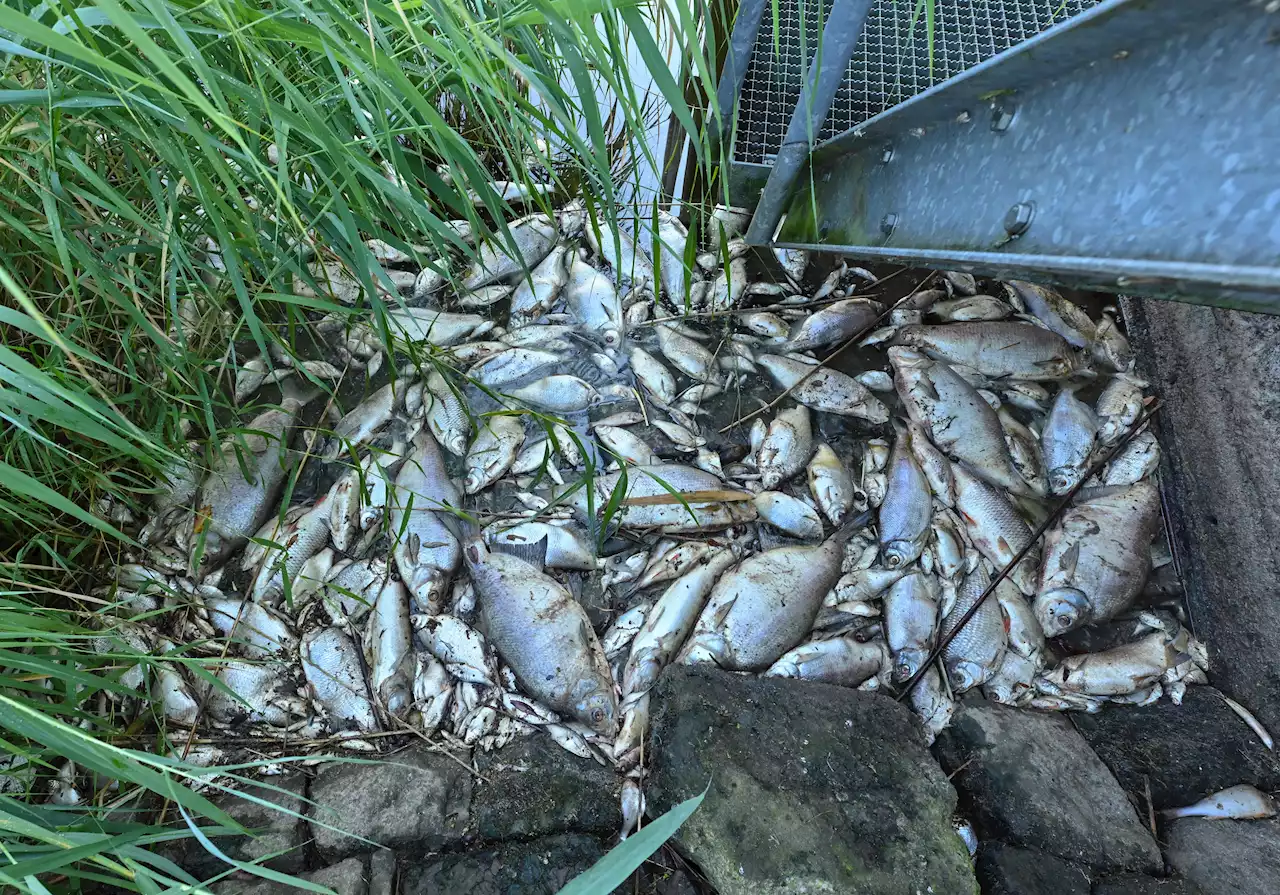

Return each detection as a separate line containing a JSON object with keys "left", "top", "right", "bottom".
{"left": 489, "top": 534, "right": 548, "bottom": 569}
{"left": 828, "top": 508, "right": 875, "bottom": 546}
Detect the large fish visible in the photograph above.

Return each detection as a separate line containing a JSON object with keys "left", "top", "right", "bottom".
{"left": 758, "top": 354, "right": 890, "bottom": 422}
{"left": 895, "top": 322, "right": 1080, "bottom": 380}
{"left": 464, "top": 539, "right": 617, "bottom": 734}
{"left": 891, "top": 347, "right": 1031, "bottom": 497}
{"left": 1034, "top": 481, "right": 1161, "bottom": 635}
{"left": 301, "top": 626, "right": 378, "bottom": 731}
{"left": 462, "top": 214, "right": 558, "bottom": 289}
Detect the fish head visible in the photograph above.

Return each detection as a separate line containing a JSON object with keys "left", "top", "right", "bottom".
{"left": 1048, "top": 466, "right": 1081, "bottom": 495}
{"left": 573, "top": 678, "right": 618, "bottom": 735}
{"left": 892, "top": 648, "right": 929, "bottom": 684}
{"left": 944, "top": 659, "right": 987, "bottom": 695}
{"left": 1034, "top": 586, "right": 1090, "bottom": 635}
{"left": 406, "top": 568, "right": 449, "bottom": 615}
{"left": 882, "top": 540, "right": 920, "bottom": 570}
{"left": 383, "top": 683, "right": 411, "bottom": 716}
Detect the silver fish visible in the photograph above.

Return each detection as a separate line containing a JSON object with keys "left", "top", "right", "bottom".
{"left": 387, "top": 308, "right": 489, "bottom": 347}
{"left": 463, "top": 214, "right": 558, "bottom": 289}
{"left": 753, "top": 491, "right": 824, "bottom": 539}
{"left": 764, "top": 637, "right": 887, "bottom": 688}
{"left": 680, "top": 525, "right": 854, "bottom": 671}
{"left": 1103, "top": 429, "right": 1160, "bottom": 486}
{"left": 891, "top": 347, "right": 1031, "bottom": 497}
{"left": 458, "top": 285, "right": 514, "bottom": 309}
{"left": 807, "top": 443, "right": 856, "bottom": 525}
{"left": 1091, "top": 313, "right": 1132, "bottom": 372}
{"left": 997, "top": 408, "right": 1049, "bottom": 498}
{"left": 321, "top": 557, "right": 388, "bottom": 623}
{"left": 1161, "top": 785, "right": 1277, "bottom": 821}
{"left": 706, "top": 258, "right": 749, "bottom": 312}
{"left": 631, "top": 540, "right": 719, "bottom": 592}
{"left": 204, "top": 597, "right": 296, "bottom": 659}
{"left": 364, "top": 579, "right": 413, "bottom": 715}
{"left": 470, "top": 348, "right": 560, "bottom": 388}
{"left": 410, "top": 654, "right": 454, "bottom": 734}
{"left": 415, "top": 613, "right": 494, "bottom": 685}
{"left": 628, "top": 347, "right": 677, "bottom": 405}
{"left": 193, "top": 387, "right": 310, "bottom": 568}
{"left": 602, "top": 603, "right": 651, "bottom": 659}
{"left": 595, "top": 425, "right": 659, "bottom": 466}
{"left": 465, "top": 540, "right": 617, "bottom": 734}
{"left": 885, "top": 571, "right": 939, "bottom": 683}
{"left": 1042, "top": 388, "right": 1098, "bottom": 495}
{"left": 910, "top": 663, "right": 955, "bottom": 746}
{"left": 742, "top": 312, "right": 789, "bottom": 339}
{"left": 1034, "top": 480, "right": 1161, "bottom": 634}
{"left": 423, "top": 372, "right": 470, "bottom": 458}
{"left": 503, "top": 375, "right": 598, "bottom": 413}
{"left": 509, "top": 244, "right": 571, "bottom": 323}
{"left": 208, "top": 660, "right": 306, "bottom": 728}
{"left": 952, "top": 463, "right": 1039, "bottom": 596}
{"left": 879, "top": 424, "right": 932, "bottom": 568}
{"left": 484, "top": 519, "right": 596, "bottom": 571}
{"left": 301, "top": 626, "right": 378, "bottom": 731}
{"left": 1039, "top": 629, "right": 1184, "bottom": 696}
{"left": 391, "top": 431, "right": 462, "bottom": 613}
{"left": 1095, "top": 372, "right": 1147, "bottom": 445}
{"left": 325, "top": 384, "right": 398, "bottom": 460}
{"left": 782, "top": 298, "right": 882, "bottom": 353}
{"left": 586, "top": 223, "right": 655, "bottom": 298}
{"left": 572, "top": 464, "right": 756, "bottom": 533}
{"left": 895, "top": 322, "right": 1079, "bottom": 381}
{"left": 250, "top": 499, "right": 331, "bottom": 604}
{"left": 930, "top": 295, "right": 1012, "bottom": 322}
{"left": 1004, "top": 281, "right": 1096, "bottom": 348}
{"left": 906, "top": 422, "right": 955, "bottom": 506}
{"left": 657, "top": 324, "right": 718, "bottom": 383}
{"left": 939, "top": 565, "right": 1007, "bottom": 693}
{"left": 464, "top": 414, "right": 526, "bottom": 494}
{"left": 758, "top": 405, "right": 813, "bottom": 489}
{"left": 623, "top": 547, "right": 739, "bottom": 698}
{"left": 833, "top": 567, "right": 909, "bottom": 602}
{"left": 757, "top": 354, "right": 889, "bottom": 422}
{"left": 655, "top": 211, "right": 693, "bottom": 304}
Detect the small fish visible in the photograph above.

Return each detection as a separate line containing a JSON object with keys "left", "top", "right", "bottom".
{"left": 504, "top": 375, "right": 598, "bottom": 412}
{"left": 879, "top": 423, "right": 932, "bottom": 568}
{"left": 411, "top": 654, "right": 453, "bottom": 734}
{"left": 807, "top": 443, "right": 856, "bottom": 525}
{"left": 1004, "top": 281, "right": 1096, "bottom": 348}
{"left": 654, "top": 211, "right": 695, "bottom": 305}
{"left": 510, "top": 245, "right": 571, "bottom": 323}
{"left": 586, "top": 223, "right": 655, "bottom": 298}
{"left": 782, "top": 298, "right": 882, "bottom": 353}
{"left": 204, "top": 597, "right": 296, "bottom": 658}
{"left": 1091, "top": 312, "right": 1132, "bottom": 372}
{"left": 415, "top": 613, "right": 494, "bottom": 685}
{"left": 885, "top": 571, "right": 939, "bottom": 683}
{"left": 363, "top": 579, "right": 413, "bottom": 715}
{"left": 939, "top": 565, "right": 1007, "bottom": 693}
{"left": 250, "top": 499, "right": 331, "bottom": 604}
{"left": 465, "top": 415, "right": 526, "bottom": 494}
{"left": 423, "top": 372, "right": 470, "bottom": 458}
{"left": 470, "top": 347, "right": 561, "bottom": 388}
{"left": 458, "top": 284, "right": 514, "bottom": 309}
{"left": 391, "top": 431, "right": 462, "bottom": 613}
{"left": 1042, "top": 388, "right": 1098, "bottom": 495}
{"left": 895, "top": 322, "right": 1080, "bottom": 381}
{"left": 1095, "top": 373, "right": 1148, "bottom": 445}
{"left": 997, "top": 408, "right": 1049, "bottom": 498}
{"left": 911, "top": 663, "right": 955, "bottom": 746}
{"left": 764, "top": 637, "right": 887, "bottom": 688}
{"left": 753, "top": 491, "right": 825, "bottom": 539}
{"left": 657, "top": 324, "right": 719, "bottom": 383}
{"left": 906, "top": 422, "right": 955, "bottom": 507}
{"left": 742, "top": 312, "right": 789, "bottom": 339}
{"left": 387, "top": 308, "right": 490, "bottom": 348}
{"left": 930, "top": 295, "right": 1012, "bottom": 322}
{"left": 595, "top": 425, "right": 660, "bottom": 466}
{"left": 758, "top": 405, "right": 813, "bottom": 489}
{"left": 952, "top": 463, "right": 1039, "bottom": 596}
{"left": 774, "top": 247, "right": 809, "bottom": 282}
{"left": 833, "top": 567, "right": 909, "bottom": 602}
{"left": 855, "top": 370, "right": 894, "bottom": 392}
{"left": 1162, "top": 785, "right": 1278, "bottom": 821}
{"left": 485, "top": 519, "right": 596, "bottom": 571}
{"left": 602, "top": 602, "right": 651, "bottom": 659}
{"left": 1103, "top": 428, "right": 1160, "bottom": 486}
{"left": 465, "top": 540, "right": 617, "bottom": 734}
{"left": 570, "top": 464, "right": 756, "bottom": 533}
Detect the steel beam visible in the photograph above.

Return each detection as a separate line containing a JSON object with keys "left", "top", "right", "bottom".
{"left": 774, "top": 0, "right": 1280, "bottom": 312}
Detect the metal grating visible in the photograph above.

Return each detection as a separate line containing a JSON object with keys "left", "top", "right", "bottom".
{"left": 733, "top": 0, "right": 1100, "bottom": 165}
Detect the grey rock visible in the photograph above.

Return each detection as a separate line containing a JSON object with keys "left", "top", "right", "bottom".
{"left": 1072, "top": 687, "right": 1280, "bottom": 810}
{"left": 368, "top": 849, "right": 396, "bottom": 895}
{"left": 1123, "top": 299, "right": 1280, "bottom": 737}
{"left": 471, "top": 736, "right": 618, "bottom": 840}
{"left": 1165, "top": 817, "right": 1280, "bottom": 895}
{"left": 308, "top": 746, "right": 472, "bottom": 860}
{"left": 1094, "top": 874, "right": 1206, "bottom": 895}
{"left": 977, "top": 843, "right": 1091, "bottom": 895}
{"left": 648, "top": 666, "right": 978, "bottom": 895}
{"left": 401, "top": 833, "right": 604, "bottom": 895}
{"left": 213, "top": 856, "right": 367, "bottom": 895}
{"left": 935, "top": 702, "right": 1161, "bottom": 873}
{"left": 179, "top": 773, "right": 308, "bottom": 877}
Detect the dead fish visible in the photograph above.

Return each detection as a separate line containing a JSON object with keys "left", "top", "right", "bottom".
{"left": 250, "top": 499, "right": 330, "bottom": 605}
{"left": 680, "top": 521, "right": 860, "bottom": 671}
{"left": 758, "top": 405, "right": 813, "bottom": 489}
{"left": 807, "top": 443, "right": 856, "bottom": 525}
{"left": 321, "top": 557, "right": 388, "bottom": 623}
{"left": 906, "top": 421, "right": 955, "bottom": 506}
{"left": 1161, "top": 785, "right": 1277, "bottom": 821}
{"left": 484, "top": 519, "right": 596, "bottom": 571}
{"left": 324, "top": 383, "right": 398, "bottom": 460}
{"left": 1091, "top": 312, "right": 1132, "bottom": 372}
{"left": 360, "top": 579, "right": 413, "bottom": 716}
{"left": 911, "top": 663, "right": 955, "bottom": 746}
{"left": 782, "top": 298, "right": 882, "bottom": 353}
{"left": 623, "top": 547, "right": 739, "bottom": 698}
{"left": 465, "top": 539, "right": 618, "bottom": 734}
{"left": 503, "top": 375, "right": 598, "bottom": 412}
{"left": 595, "top": 425, "right": 660, "bottom": 466}
{"left": 879, "top": 423, "right": 932, "bottom": 569}
{"left": 204, "top": 597, "right": 296, "bottom": 658}
{"left": 657, "top": 324, "right": 718, "bottom": 383}
{"left": 833, "top": 567, "right": 909, "bottom": 602}
{"left": 655, "top": 211, "right": 694, "bottom": 305}
{"left": 458, "top": 284, "right": 514, "bottom": 309}
{"left": 997, "top": 408, "right": 1049, "bottom": 498}
{"left": 630, "top": 540, "right": 719, "bottom": 593}
{"left": 1102, "top": 429, "right": 1160, "bottom": 486}
{"left": 930, "top": 295, "right": 1012, "bottom": 322}
{"left": 465, "top": 415, "right": 526, "bottom": 494}
{"left": 1034, "top": 480, "right": 1161, "bottom": 634}
{"left": 563, "top": 255, "right": 623, "bottom": 347}
{"left": 885, "top": 571, "right": 939, "bottom": 683}
{"left": 586, "top": 222, "right": 655, "bottom": 298}
{"left": 1042, "top": 388, "right": 1098, "bottom": 495}
{"left": 753, "top": 491, "right": 824, "bottom": 539}
{"left": 569, "top": 464, "right": 756, "bottom": 533}
{"left": 939, "top": 564, "right": 1007, "bottom": 693}
{"left": 895, "top": 322, "right": 1080, "bottom": 380}
{"left": 415, "top": 613, "right": 494, "bottom": 685}
{"left": 193, "top": 383, "right": 312, "bottom": 568}
{"left": 207, "top": 660, "right": 307, "bottom": 728}
{"left": 758, "top": 354, "right": 890, "bottom": 423}
{"left": 470, "top": 348, "right": 560, "bottom": 388}
{"left": 765, "top": 637, "right": 887, "bottom": 688}
{"left": 386, "top": 308, "right": 490, "bottom": 347}
{"left": 391, "top": 431, "right": 462, "bottom": 613}
{"left": 423, "top": 371, "right": 471, "bottom": 458}
{"left": 463, "top": 214, "right": 559, "bottom": 289}
{"left": 952, "top": 463, "right": 1039, "bottom": 596}
{"left": 1004, "top": 281, "right": 1096, "bottom": 348}
{"left": 891, "top": 347, "right": 1031, "bottom": 497}
{"left": 774, "top": 247, "right": 809, "bottom": 283}
{"left": 1095, "top": 373, "right": 1148, "bottom": 445}
{"left": 301, "top": 626, "right": 378, "bottom": 731}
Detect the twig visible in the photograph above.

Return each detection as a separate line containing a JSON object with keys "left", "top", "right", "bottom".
{"left": 895, "top": 402, "right": 1164, "bottom": 701}
{"left": 718, "top": 272, "right": 939, "bottom": 433}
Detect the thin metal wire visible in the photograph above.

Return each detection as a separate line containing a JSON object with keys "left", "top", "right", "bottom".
{"left": 734, "top": 0, "right": 1101, "bottom": 165}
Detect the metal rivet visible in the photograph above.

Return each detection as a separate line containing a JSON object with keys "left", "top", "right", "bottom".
{"left": 991, "top": 102, "right": 1016, "bottom": 132}
{"left": 1004, "top": 202, "right": 1035, "bottom": 236}
{"left": 880, "top": 145, "right": 894, "bottom": 164}
{"left": 880, "top": 213, "right": 898, "bottom": 238}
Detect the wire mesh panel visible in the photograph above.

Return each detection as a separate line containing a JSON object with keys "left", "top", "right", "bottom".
{"left": 733, "top": 0, "right": 1100, "bottom": 165}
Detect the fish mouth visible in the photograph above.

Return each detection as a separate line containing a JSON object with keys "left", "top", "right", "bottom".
{"left": 1036, "top": 587, "right": 1089, "bottom": 634}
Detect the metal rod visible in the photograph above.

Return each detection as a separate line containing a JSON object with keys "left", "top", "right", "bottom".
{"left": 895, "top": 401, "right": 1164, "bottom": 702}
{"left": 744, "top": 0, "right": 875, "bottom": 245}
{"left": 706, "top": 0, "right": 770, "bottom": 151}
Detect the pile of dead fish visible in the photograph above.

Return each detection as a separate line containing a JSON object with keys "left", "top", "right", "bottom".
{"left": 99, "top": 200, "right": 1208, "bottom": 816}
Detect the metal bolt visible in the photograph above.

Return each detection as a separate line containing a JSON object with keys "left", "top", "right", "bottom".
{"left": 880, "top": 145, "right": 894, "bottom": 164}
{"left": 991, "top": 102, "right": 1016, "bottom": 132}
{"left": 880, "top": 213, "right": 898, "bottom": 239}
{"left": 1004, "top": 202, "right": 1035, "bottom": 237}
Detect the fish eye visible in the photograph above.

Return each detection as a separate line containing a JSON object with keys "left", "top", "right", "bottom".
{"left": 591, "top": 708, "right": 605, "bottom": 723}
